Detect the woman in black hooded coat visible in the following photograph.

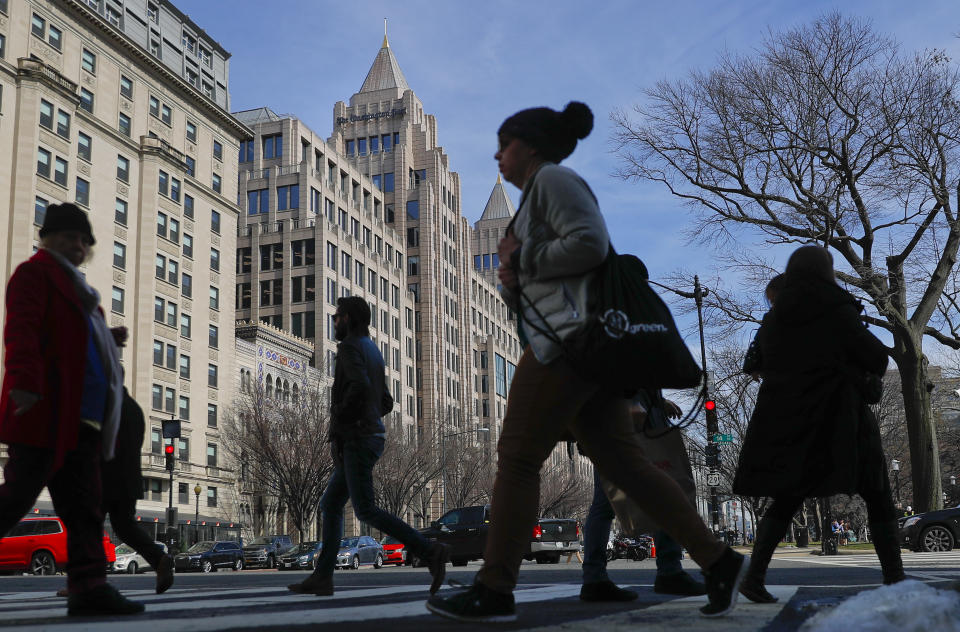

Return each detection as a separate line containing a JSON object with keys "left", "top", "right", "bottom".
{"left": 732, "top": 246, "right": 904, "bottom": 603}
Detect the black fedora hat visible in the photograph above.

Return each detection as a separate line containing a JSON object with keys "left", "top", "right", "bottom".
{"left": 39, "top": 203, "right": 95, "bottom": 245}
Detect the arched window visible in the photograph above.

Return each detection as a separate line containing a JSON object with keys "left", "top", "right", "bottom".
{"left": 283, "top": 380, "right": 290, "bottom": 402}
{"left": 266, "top": 374, "right": 273, "bottom": 398}
{"left": 292, "top": 383, "right": 299, "bottom": 404}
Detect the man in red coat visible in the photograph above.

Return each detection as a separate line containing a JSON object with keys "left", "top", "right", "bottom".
{"left": 0, "top": 203, "right": 143, "bottom": 616}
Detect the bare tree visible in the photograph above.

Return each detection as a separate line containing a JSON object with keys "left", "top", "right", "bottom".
{"left": 613, "top": 13, "right": 960, "bottom": 511}
{"left": 539, "top": 459, "right": 591, "bottom": 519}
{"left": 441, "top": 433, "right": 495, "bottom": 510}
{"left": 373, "top": 422, "right": 444, "bottom": 523}
{"left": 220, "top": 381, "right": 334, "bottom": 542}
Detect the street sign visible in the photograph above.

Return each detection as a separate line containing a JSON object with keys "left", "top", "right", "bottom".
{"left": 712, "top": 433, "right": 733, "bottom": 443}
{"left": 707, "top": 472, "right": 721, "bottom": 487}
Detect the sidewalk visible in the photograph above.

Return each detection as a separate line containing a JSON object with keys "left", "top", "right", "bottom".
{"left": 730, "top": 544, "right": 894, "bottom": 556}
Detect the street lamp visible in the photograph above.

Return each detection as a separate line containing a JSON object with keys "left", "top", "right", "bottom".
{"left": 440, "top": 428, "right": 489, "bottom": 514}
{"left": 891, "top": 459, "right": 901, "bottom": 509}
{"left": 194, "top": 485, "right": 202, "bottom": 544}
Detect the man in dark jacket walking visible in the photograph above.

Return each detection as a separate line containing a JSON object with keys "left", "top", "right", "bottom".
{"left": 288, "top": 297, "right": 449, "bottom": 597}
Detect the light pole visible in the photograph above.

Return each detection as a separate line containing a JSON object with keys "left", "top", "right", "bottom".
{"left": 648, "top": 276, "right": 718, "bottom": 531}
{"left": 440, "top": 428, "right": 489, "bottom": 515}
{"left": 891, "top": 459, "right": 901, "bottom": 509}
{"left": 194, "top": 485, "right": 202, "bottom": 544}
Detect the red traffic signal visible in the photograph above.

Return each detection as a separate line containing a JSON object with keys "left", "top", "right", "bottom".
{"left": 704, "top": 400, "right": 716, "bottom": 411}
{"left": 164, "top": 444, "right": 175, "bottom": 455}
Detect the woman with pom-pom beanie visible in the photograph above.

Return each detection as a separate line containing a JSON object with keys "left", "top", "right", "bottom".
{"left": 426, "top": 103, "right": 747, "bottom": 623}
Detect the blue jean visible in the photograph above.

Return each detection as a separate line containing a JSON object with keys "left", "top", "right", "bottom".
{"left": 582, "top": 471, "right": 683, "bottom": 584}
{"left": 315, "top": 435, "right": 430, "bottom": 576}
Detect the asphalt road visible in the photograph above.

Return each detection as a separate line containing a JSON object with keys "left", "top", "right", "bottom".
{"left": 0, "top": 550, "right": 958, "bottom": 630}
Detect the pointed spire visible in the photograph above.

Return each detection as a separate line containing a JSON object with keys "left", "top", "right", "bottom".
{"left": 479, "top": 175, "right": 516, "bottom": 221}
{"left": 359, "top": 27, "right": 409, "bottom": 93}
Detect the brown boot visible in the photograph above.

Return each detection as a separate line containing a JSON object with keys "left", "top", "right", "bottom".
{"left": 740, "top": 515, "right": 788, "bottom": 604}
{"left": 155, "top": 554, "right": 174, "bottom": 594}
{"left": 288, "top": 573, "right": 333, "bottom": 596}
{"left": 870, "top": 521, "right": 906, "bottom": 584}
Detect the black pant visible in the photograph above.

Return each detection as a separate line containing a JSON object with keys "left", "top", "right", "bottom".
{"left": 104, "top": 497, "right": 165, "bottom": 568}
{"left": 0, "top": 426, "right": 106, "bottom": 593}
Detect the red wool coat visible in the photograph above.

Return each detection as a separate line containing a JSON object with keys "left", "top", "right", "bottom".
{"left": 0, "top": 249, "right": 91, "bottom": 469}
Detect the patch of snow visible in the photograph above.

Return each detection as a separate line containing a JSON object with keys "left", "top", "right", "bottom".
{"left": 801, "top": 580, "right": 960, "bottom": 632}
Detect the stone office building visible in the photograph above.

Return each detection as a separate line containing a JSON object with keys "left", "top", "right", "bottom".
{"left": 0, "top": 0, "right": 248, "bottom": 535}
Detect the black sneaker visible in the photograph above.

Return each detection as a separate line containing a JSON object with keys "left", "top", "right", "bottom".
{"left": 739, "top": 575, "right": 778, "bottom": 603}
{"left": 288, "top": 573, "right": 333, "bottom": 596}
{"left": 654, "top": 571, "right": 707, "bottom": 596}
{"left": 67, "top": 584, "right": 144, "bottom": 616}
{"left": 700, "top": 548, "right": 748, "bottom": 618}
{"left": 425, "top": 542, "right": 451, "bottom": 595}
{"left": 580, "top": 580, "right": 638, "bottom": 602}
{"left": 155, "top": 554, "right": 175, "bottom": 595}
{"left": 426, "top": 582, "right": 517, "bottom": 623}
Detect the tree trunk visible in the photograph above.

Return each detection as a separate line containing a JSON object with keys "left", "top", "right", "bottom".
{"left": 890, "top": 334, "right": 943, "bottom": 513}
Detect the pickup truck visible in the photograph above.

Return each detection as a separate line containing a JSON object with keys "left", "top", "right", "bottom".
{"left": 241, "top": 534, "right": 293, "bottom": 569}
{"left": 414, "top": 505, "right": 578, "bottom": 566}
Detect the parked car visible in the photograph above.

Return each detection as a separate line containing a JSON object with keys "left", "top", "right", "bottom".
{"left": 110, "top": 542, "right": 168, "bottom": 574}
{"left": 174, "top": 540, "right": 244, "bottom": 573}
{"left": 380, "top": 535, "right": 406, "bottom": 566}
{"left": 416, "top": 505, "right": 497, "bottom": 567}
{"left": 242, "top": 534, "right": 293, "bottom": 569}
{"left": 524, "top": 518, "right": 580, "bottom": 564}
{"left": 335, "top": 536, "right": 384, "bottom": 569}
{"left": 899, "top": 504, "right": 960, "bottom": 552}
{"left": 0, "top": 516, "right": 115, "bottom": 575}
{"left": 278, "top": 541, "right": 323, "bottom": 571}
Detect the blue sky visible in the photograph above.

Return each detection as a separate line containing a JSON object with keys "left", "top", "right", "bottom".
{"left": 179, "top": 0, "right": 960, "bottom": 354}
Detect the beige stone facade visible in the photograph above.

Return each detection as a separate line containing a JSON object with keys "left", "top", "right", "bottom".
{"left": 0, "top": 0, "right": 248, "bottom": 534}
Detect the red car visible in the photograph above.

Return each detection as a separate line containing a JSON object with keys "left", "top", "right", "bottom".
{"left": 0, "top": 516, "right": 116, "bottom": 575}
{"left": 380, "top": 535, "right": 405, "bottom": 565}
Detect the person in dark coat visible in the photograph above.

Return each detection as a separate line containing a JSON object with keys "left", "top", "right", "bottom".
{"left": 732, "top": 245, "right": 904, "bottom": 603}
{"left": 0, "top": 203, "right": 143, "bottom": 616}
{"left": 287, "top": 296, "right": 450, "bottom": 598}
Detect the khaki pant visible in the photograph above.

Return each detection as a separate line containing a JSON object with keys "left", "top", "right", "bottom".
{"left": 476, "top": 347, "right": 724, "bottom": 593}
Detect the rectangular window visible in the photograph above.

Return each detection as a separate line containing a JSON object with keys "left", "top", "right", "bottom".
{"left": 262, "top": 134, "right": 282, "bottom": 159}
{"left": 211, "top": 210, "right": 220, "bottom": 234}
{"left": 56, "top": 110, "right": 70, "bottom": 138}
{"left": 207, "top": 404, "right": 217, "bottom": 428}
{"left": 149, "top": 96, "right": 159, "bottom": 117}
{"left": 210, "top": 248, "right": 220, "bottom": 272}
{"left": 154, "top": 297, "right": 164, "bottom": 322}
{"left": 239, "top": 139, "right": 254, "bottom": 162}
{"left": 34, "top": 196, "right": 48, "bottom": 226}
{"left": 207, "top": 364, "right": 218, "bottom": 388}
{"left": 31, "top": 14, "right": 45, "bottom": 38}
{"left": 165, "top": 343, "right": 176, "bottom": 370}
{"left": 212, "top": 173, "right": 221, "bottom": 194}
{"left": 178, "top": 483, "right": 188, "bottom": 505}
{"left": 381, "top": 133, "right": 392, "bottom": 152}
{"left": 113, "top": 242, "right": 126, "bottom": 269}
{"left": 157, "top": 212, "right": 167, "bottom": 237}
{"left": 209, "top": 286, "right": 219, "bottom": 310}
{"left": 152, "top": 385, "right": 162, "bottom": 410}
{"left": 164, "top": 387, "right": 175, "bottom": 413}
{"left": 152, "top": 342, "right": 162, "bottom": 369}
{"left": 120, "top": 75, "right": 133, "bottom": 99}
{"left": 185, "top": 156, "right": 195, "bottom": 177}
{"left": 79, "top": 89, "right": 93, "bottom": 113}
{"left": 176, "top": 437, "right": 188, "bottom": 461}
{"left": 170, "top": 178, "right": 180, "bottom": 202}
{"left": 118, "top": 113, "right": 131, "bottom": 137}
{"left": 406, "top": 200, "right": 419, "bottom": 219}
{"left": 213, "top": 140, "right": 222, "bottom": 161}
{"left": 180, "top": 313, "right": 191, "bottom": 338}
{"left": 165, "top": 301, "right": 177, "bottom": 327}
{"left": 178, "top": 396, "right": 189, "bottom": 421}
{"left": 75, "top": 178, "right": 89, "bottom": 206}
{"left": 208, "top": 324, "right": 218, "bottom": 349}
{"left": 116, "top": 155, "right": 129, "bottom": 182}
{"left": 78, "top": 132, "right": 91, "bottom": 161}
{"left": 182, "top": 233, "right": 193, "bottom": 258}
{"left": 207, "top": 443, "right": 218, "bottom": 467}
{"left": 161, "top": 104, "right": 171, "bottom": 125}
{"left": 39, "top": 100, "right": 53, "bottom": 129}
{"left": 158, "top": 170, "right": 168, "bottom": 196}
{"left": 179, "top": 354, "right": 190, "bottom": 379}
{"left": 111, "top": 287, "right": 124, "bottom": 314}
{"left": 207, "top": 487, "right": 217, "bottom": 508}
{"left": 186, "top": 120, "right": 197, "bottom": 143}
{"left": 383, "top": 172, "right": 394, "bottom": 192}
{"left": 181, "top": 272, "right": 192, "bottom": 298}
{"left": 36, "top": 147, "right": 51, "bottom": 178}
{"left": 358, "top": 137, "right": 367, "bottom": 156}
{"left": 81, "top": 48, "right": 96, "bottom": 74}
{"left": 183, "top": 194, "right": 194, "bottom": 219}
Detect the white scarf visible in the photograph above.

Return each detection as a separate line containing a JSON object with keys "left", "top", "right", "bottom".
{"left": 45, "top": 249, "right": 123, "bottom": 460}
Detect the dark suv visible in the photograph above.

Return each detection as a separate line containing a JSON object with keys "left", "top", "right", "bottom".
{"left": 899, "top": 504, "right": 960, "bottom": 552}
{"left": 242, "top": 535, "right": 293, "bottom": 569}
{"left": 174, "top": 540, "right": 244, "bottom": 573}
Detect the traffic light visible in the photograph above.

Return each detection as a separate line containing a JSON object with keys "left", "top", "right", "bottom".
{"left": 705, "top": 443, "right": 721, "bottom": 468}
{"left": 164, "top": 443, "right": 175, "bottom": 471}
{"left": 704, "top": 398, "right": 719, "bottom": 434}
